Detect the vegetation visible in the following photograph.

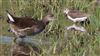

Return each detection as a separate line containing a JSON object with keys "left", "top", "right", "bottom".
{"left": 0, "top": 0, "right": 100, "bottom": 56}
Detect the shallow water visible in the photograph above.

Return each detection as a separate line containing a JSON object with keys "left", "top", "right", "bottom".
{"left": 0, "top": 36, "right": 51, "bottom": 46}
{"left": 0, "top": 36, "right": 13, "bottom": 44}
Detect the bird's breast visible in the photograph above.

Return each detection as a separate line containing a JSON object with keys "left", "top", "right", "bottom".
{"left": 32, "top": 26, "right": 45, "bottom": 35}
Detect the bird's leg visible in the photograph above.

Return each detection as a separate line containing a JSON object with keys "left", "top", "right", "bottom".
{"left": 80, "top": 19, "right": 90, "bottom": 26}
{"left": 8, "top": 28, "right": 12, "bottom": 32}
{"left": 79, "top": 21, "right": 86, "bottom": 26}
{"left": 19, "top": 36, "right": 26, "bottom": 42}
{"left": 13, "top": 35, "right": 21, "bottom": 43}
{"left": 20, "top": 35, "right": 26, "bottom": 38}
{"left": 75, "top": 21, "right": 79, "bottom": 25}
{"left": 85, "top": 19, "right": 90, "bottom": 25}
{"left": 13, "top": 37, "right": 17, "bottom": 43}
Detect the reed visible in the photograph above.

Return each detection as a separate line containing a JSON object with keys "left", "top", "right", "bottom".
{"left": 0, "top": 0, "right": 100, "bottom": 56}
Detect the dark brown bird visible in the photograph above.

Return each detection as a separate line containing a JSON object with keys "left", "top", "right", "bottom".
{"left": 6, "top": 11, "right": 54, "bottom": 38}
{"left": 11, "top": 43, "right": 31, "bottom": 56}
{"left": 11, "top": 43, "right": 42, "bottom": 56}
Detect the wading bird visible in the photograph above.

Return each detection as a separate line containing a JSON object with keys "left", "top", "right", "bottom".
{"left": 63, "top": 8, "right": 90, "bottom": 25}
{"left": 6, "top": 10, "right": 54, "bottom": 42}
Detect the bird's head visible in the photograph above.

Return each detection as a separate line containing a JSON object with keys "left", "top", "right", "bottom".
{"left": 63, "top": 8, "right": 70, "bottom": 14}
{"left": 42, "top": 14, "right": 55, "bottom": 24}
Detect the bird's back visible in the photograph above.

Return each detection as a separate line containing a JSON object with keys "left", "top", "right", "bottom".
{"left": 68, "top": 10, "right": 87, "bottom": 18}
{"left": 12, "top": 17, "right": 39, "bottom": 29}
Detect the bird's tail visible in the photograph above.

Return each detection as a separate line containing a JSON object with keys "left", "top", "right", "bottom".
{"left": 6, "top": 10, "right": 15, "bottom": 22}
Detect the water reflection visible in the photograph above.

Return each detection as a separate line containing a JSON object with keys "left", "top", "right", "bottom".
{"left": 11, "top": 38, "right": 42, "bottom": 56}
{"left": 65, "top": 24, "right": 86, "bottom": 32}
{"left": 64, "top": 24, "right": 86, "bottom": 38}
{"left": 0, "top": 36, "right": 13, "bottom": 44}
{"left": 0, "top": 36, "right": 51, "bottom": 45}
{"left": 0, "top": 36, "right": 51, "bottom": 55}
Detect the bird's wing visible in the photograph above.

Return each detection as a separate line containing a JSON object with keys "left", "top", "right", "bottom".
{"left": 68, "top": 10, "right": 87, "bottom": 18}
{"left": 14, "top": 17, "right": 39, "bottom": 29}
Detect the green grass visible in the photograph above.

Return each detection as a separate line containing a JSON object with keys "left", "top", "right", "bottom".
{"left": 0, "top": 0, "right": 100, "bottom": 56}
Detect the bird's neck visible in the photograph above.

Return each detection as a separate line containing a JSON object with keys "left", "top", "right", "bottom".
{"left": 67, "top": 15, "right": 76, "bottom": 22}
{"left": 42, "top": 18, "right": 49, "bottom": 25}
